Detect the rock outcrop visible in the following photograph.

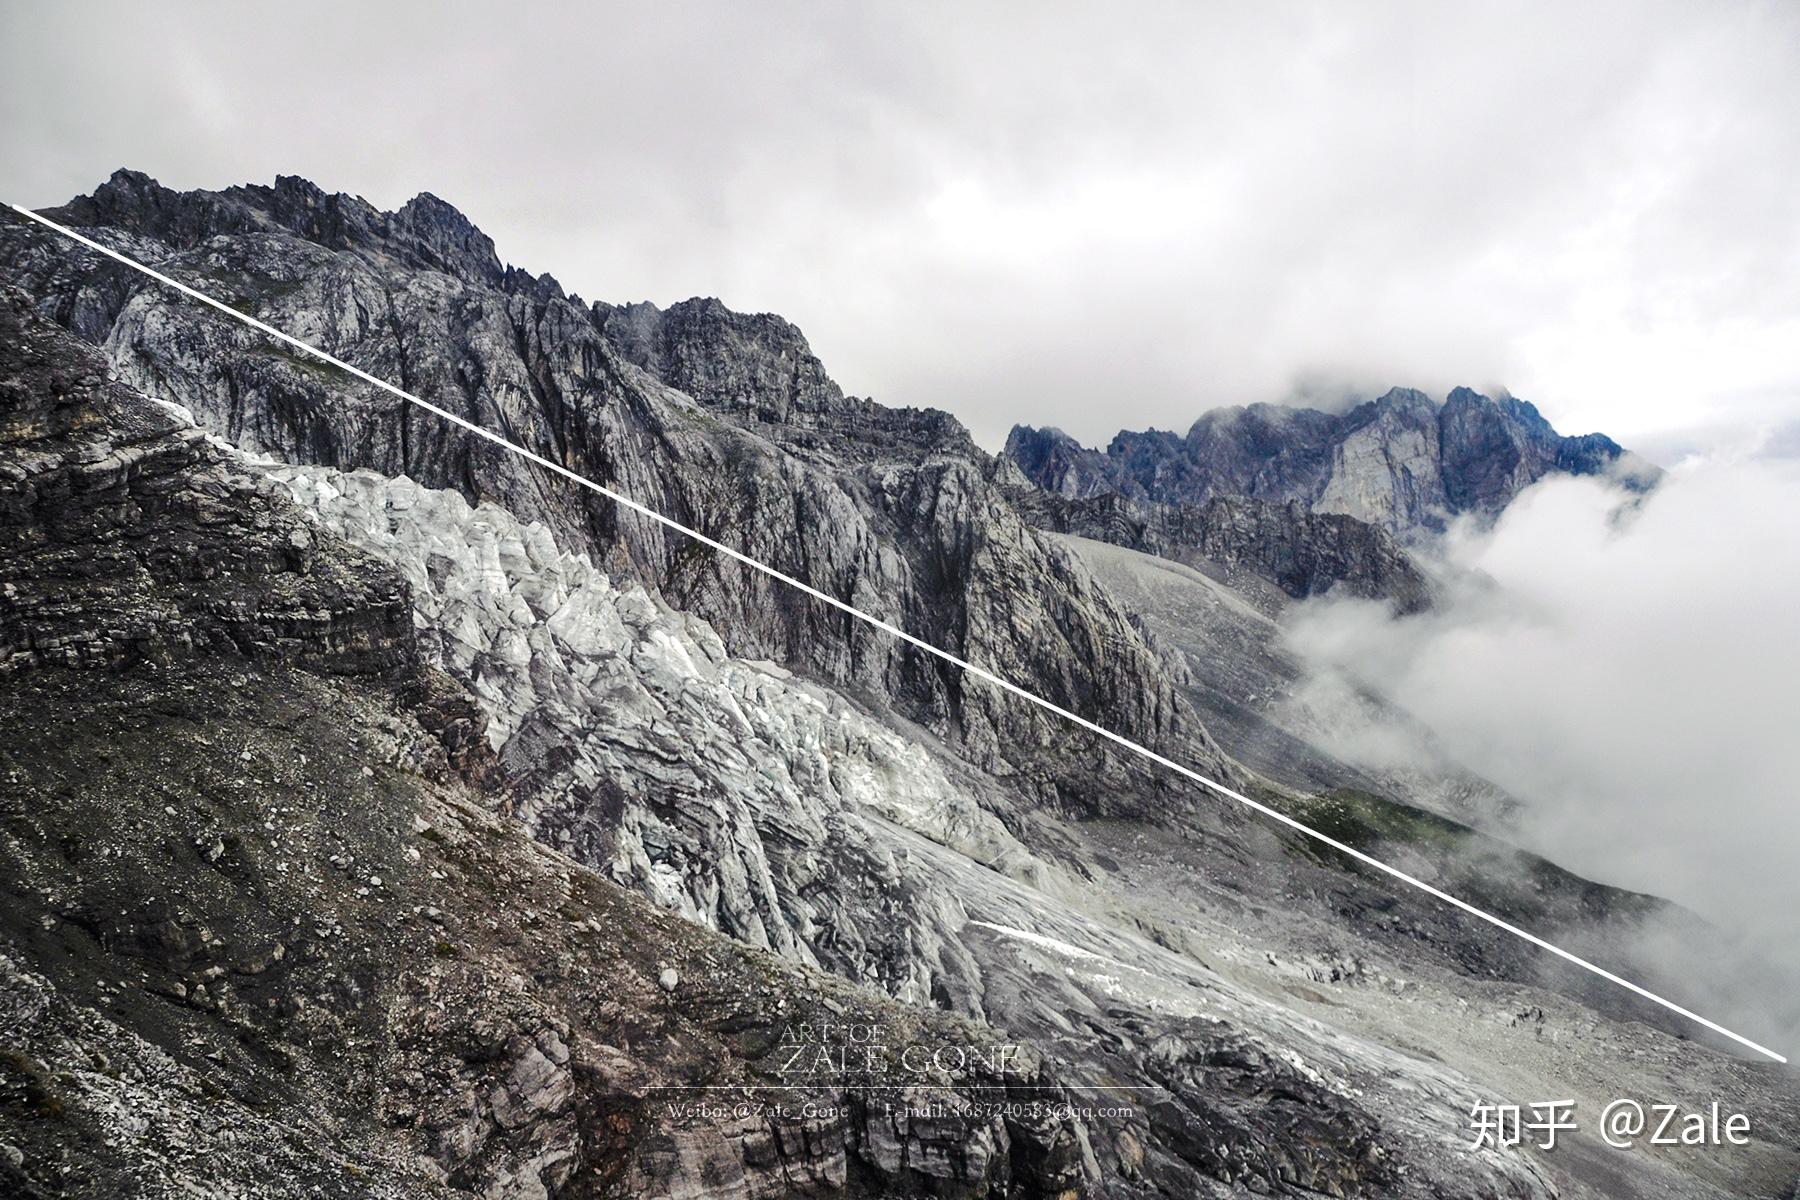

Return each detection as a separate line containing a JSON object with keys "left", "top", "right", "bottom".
{"left": 0, "top": 290, "right": 414, "bottom": 680}
{"left": 1006, "top": 486, "right": 1434, "bottom": 614}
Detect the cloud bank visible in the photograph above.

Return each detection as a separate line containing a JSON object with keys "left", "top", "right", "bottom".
{"left": 4, "top": 1, "right": 1799, "bottom": 449}
{"left": 1284, "top": 453, "right": 1800, "bottom": 1003}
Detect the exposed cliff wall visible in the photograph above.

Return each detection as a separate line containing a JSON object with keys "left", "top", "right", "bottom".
{"left": 0, "top": 286, "right": 1096, "bottom": 1200}
{"left": 1006, "top": 486, "right": 1434, "bottom": 614}
{"left": 0, "top": 287, "right": 415, "bottom": 681}
{"left": 1, "top": 174, "right": 1230, "bottom": 819}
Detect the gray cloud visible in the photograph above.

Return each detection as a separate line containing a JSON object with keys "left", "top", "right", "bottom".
{"left": 4, "top": 1, "right": 1799, "bottom": 450}
{"left": 1283, "top": 458, "right": 1800, "bottom": 999}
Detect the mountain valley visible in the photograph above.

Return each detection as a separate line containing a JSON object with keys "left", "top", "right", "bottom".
{"left": 2, "top": 173, "right": 1796, "bottom": 1199}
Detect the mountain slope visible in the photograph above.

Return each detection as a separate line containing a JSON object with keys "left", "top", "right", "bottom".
{"left": 4, "top": 170, "right": 1220, "bottom": 818}
{"left": 0, "top": 283, "right": 1582, "bottom": 1199}
{"left": 6, "top": 177, "right": 1799, "bottom": 1199}
{"left": 1052, "top": 532, "right": 1510, "bottom": 822}
{"left": 1003, "top": 485, "right": 1434, "bottom": 615}
{"left": 0, "top": 288, "right": 1091, "bottom": 1198}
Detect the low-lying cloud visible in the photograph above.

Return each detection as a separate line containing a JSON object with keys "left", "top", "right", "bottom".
{"left": 1284, "top": 451, "right": 1800, "bottom": 1025}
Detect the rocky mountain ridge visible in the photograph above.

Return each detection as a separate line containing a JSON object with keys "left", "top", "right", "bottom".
{"left": 6, "top": 171, "right": 1223, "bottom": 819}
{"left": 1005, "top": 385, "right": 1652, "bottom": 538}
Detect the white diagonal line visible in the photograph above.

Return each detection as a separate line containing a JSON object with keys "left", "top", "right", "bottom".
{"left": 8, "top": 201, "right": 1785, "bottom": 1065}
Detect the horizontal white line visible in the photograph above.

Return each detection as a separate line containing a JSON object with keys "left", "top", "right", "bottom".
{"left": 8, "top": 201, "right": 1784, "bottom": 1065}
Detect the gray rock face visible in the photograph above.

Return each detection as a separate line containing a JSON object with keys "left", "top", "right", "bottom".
{"left": 2, "top": 174, "right": 1222, "bottom": 819}
{"left": 595, "top": 295, "right": 983, "bottom": 466}
{"left": 1005, "top": 386, "right": 1652, "bottom": 536}
{"left": 0, "top": 287, "right": 415, "bottom": 681}
{"left": 593, "top": 296, "right": 845, "bottom": 428}
{"left": 1007, "top": 486, "right": 1434, "bottom": 614}
{"left": 0, "top": 290, "right": 1094, "bottom": 1200}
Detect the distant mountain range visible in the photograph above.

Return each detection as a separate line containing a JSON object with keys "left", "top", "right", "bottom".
{"left": 1005, "top": 387, "right": 1656, "bottom": 538}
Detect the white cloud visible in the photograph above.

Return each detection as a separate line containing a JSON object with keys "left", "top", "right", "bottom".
{"left": 1283, "top": 456, "right": 1800, "bottom": 982}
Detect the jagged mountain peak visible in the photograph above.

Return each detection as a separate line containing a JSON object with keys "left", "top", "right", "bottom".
{"left": 50, "top": 170, "right": 507, "bottom": 288}
{"left": 45, "top": 171, "right": 1001, "bottom": 464}
{"left": 1375, "top": 384, "right": 1436, "bottom": 405}
{"left": 592, "top": 290, "right": 847, "bottom": 425}
{"left": 1001, "top": 424, "right": 1078, "bottom": 462}
{"left": 1183, "top": 402, "right": 1341, "bottom": 448}
{"left": 1353, "top": 385, "right": 1440, "bottom": 423}
{"left": 1006, "top": 385, "right": 1646, "bottom": 535}
{"left": 593, "top": 290, "right": 988, "bottom": 462}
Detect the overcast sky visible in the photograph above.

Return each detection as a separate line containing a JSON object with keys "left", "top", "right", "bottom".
{"left": 4, "top": 1, "right": 1798, "bottom": 453}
